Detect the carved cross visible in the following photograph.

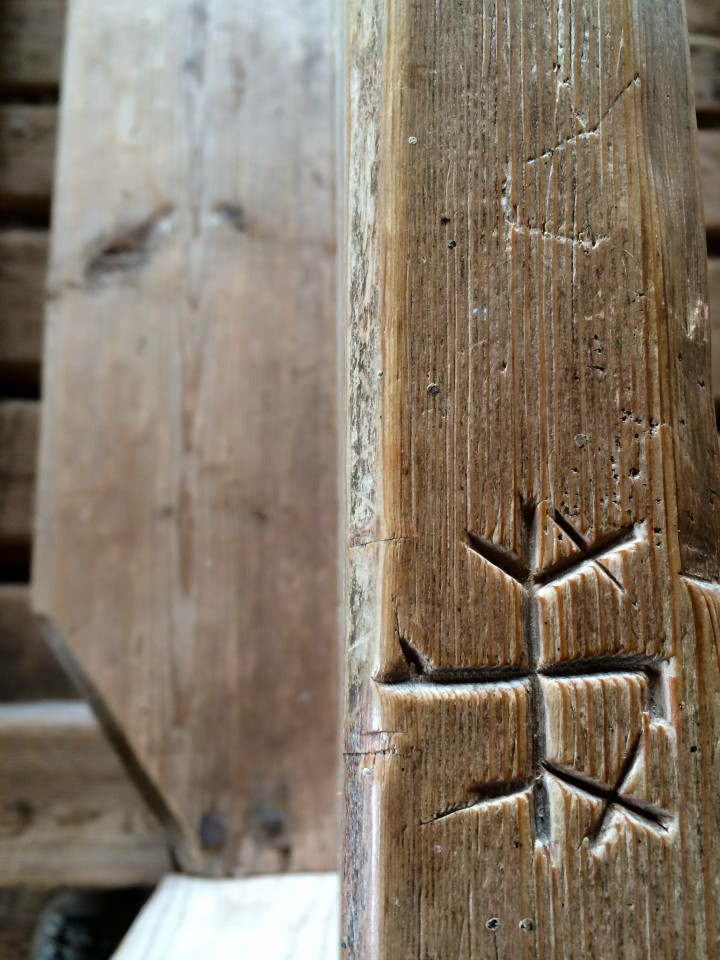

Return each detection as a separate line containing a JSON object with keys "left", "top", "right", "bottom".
{"left": 386, "top": 503, "right": 673, "bottom": 845}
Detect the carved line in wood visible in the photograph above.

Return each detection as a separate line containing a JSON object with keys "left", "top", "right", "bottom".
{"left": 376, "top": 502, "right": 675, "bottom": 848}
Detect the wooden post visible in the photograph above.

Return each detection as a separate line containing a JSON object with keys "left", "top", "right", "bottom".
{"left": 344, "top": 1, "right": 720, "bottom": 956}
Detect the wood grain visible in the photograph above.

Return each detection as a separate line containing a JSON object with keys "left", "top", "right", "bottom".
{"left": 0, "top": 701, "right": 171, "bottom": 886}
{"left": 0, "top": 230, "right": 46, "bottom": 386}
{"left": 33, "top": 0, "right": 338, "bottom": 875}
{"left": 0, "top": 1, "right": 65, "bottom": 96}
{"left": 112, "top": 873, "right": 339, "bottom": 960}
{"left": 0, "top": 105, "right": 56, "bottom": 215}
{"left": 344, "top": 0, "right": 720, "bottom": 956}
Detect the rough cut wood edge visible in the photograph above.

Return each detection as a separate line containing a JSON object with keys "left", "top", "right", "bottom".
{"left": 343, "top": 0, "right": 720, "bottom": 957}
{"left": 0, "top": 105, "right": 56, "bottom": 215}
{"left": 0, "top": 231, "right": 47, "bottom": 383}
{"left": 0, "top": 701, "right": 171, "bottom": 886}
{"left": 33, "top": 0, "right": 338, "bottom": 876}
{"left": 111, "top": 873, "right": 339, "bottom": 960}
{"left": 0, "top": 400, "right": 37, "bottom": 550}
{"left": 0, "top": 585, "right": 74, "bottom": 700}
{"left": 0, "top": 1, "right": 65, "bottom": 96}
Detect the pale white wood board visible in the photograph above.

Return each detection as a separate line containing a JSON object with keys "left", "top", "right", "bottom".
{"left": 112, "top": 873, "right": 340, "bottom": 960}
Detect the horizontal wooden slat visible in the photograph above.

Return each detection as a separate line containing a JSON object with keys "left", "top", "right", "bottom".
{"left": 0, "top": 585, "right": 74, "bottom": 700}
{"left": 0, "top": 105, "right": 56, "bottom": 214}
{"left": 0, "top": 2, "right": 65, "bottom": 96}
{"left": 112, "top": 874, "right": 339, "bottom": 960}
{"left": 0, "top": 701, "right": 171, "bottom": 886}
{"left": 0, "top": 400, "right": 37, "bottom": 550}
{"left": 700, "top": 129, "right": 720, "bottom": 234}
{"left": 691, "top": 36, "right": 720, "bottom": 118}
{"left": 0, "top": 230, "right": 46, "bottom": 383}
{"left": 687, "top": 1, "right": 720, "bottom": 37}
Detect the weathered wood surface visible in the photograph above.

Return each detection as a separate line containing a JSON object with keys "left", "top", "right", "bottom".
{"left": 344, "top": 1, "right": 720, "bottom": 957}
{"left": 34, "top": 0, "right": 338, "bottom": 875}
{"left": 0, "top": 1, "right": 65, "bottom": 97}
{"left": 0, "top": 701, "right": 171, "bottom": 886}
{"left": 0, "top": 585, "right": 74, "bottom": 700}
{"left": 0, "top": 230, "right": 46, "bottom": 387}
{"left": 704, "top": 270, "right": 720, "bottom": 418}
{"left": 0, "top": 105, "right": 56, "bottom": 215}
{"left": 0, "top": 400, "right": 37, "bottom": 553}
{"left": 112, "top": 873, "right": 339, "bottom": 960}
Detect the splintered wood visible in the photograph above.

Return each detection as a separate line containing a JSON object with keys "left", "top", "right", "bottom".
{"left": 33, "top": 0, "right": 338, "bottom": 875}
{"left": 344, "top": 1, "right": 720, "bottom": 957}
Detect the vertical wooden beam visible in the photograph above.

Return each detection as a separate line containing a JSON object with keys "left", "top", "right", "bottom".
{"left": 34, "top": 0, "right": 338, "bottom": 874}
{"left": 344, "top": 0, "right": 720, "bottom": 956}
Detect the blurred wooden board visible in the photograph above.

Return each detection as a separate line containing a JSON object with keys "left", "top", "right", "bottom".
{"left": 700, "top": 129, "right": 720, "bottom": 234}
{"left": 691, "top": 35, "right": 720, "bottom": 117}
{"left": 0, "top": 401, "right": 37, "bottom": 552}
{"left": 0, "top": 1, "right": 65, "bottom": 96}
{"left": 34, "top": 0, "right": 338, "bottom": 874}
{"left": 0, "top": 105, "right": 56, "bottom": 215}
{"left": 112, "top": 874, "right": 339, "bottom": 960}
{"left": 0, "top": 230, "right": 46, "bottom": 387}
{"left": 0, "top": 586, "right": 74, "bottom": 700}
{"left": 687, "top": 0, "right": 720, "bottom": 36}
{"left": 0, "top": 701, "right": 171, "bottom": 886}
{"left": 344, "top": 0, "right": 720, "bottom": 956}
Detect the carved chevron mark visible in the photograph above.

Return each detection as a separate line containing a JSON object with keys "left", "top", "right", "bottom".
{"left": 540, "top": 510, "right": 635, "bottom": 600}
{"left": 463, "top": 505, "right": 638, "bottom": 602}
{"left": 463, "top": 530, "right": 530, "bottom": 584}
{"left": 544, "top": 731, "right": 673, "bottom": 843}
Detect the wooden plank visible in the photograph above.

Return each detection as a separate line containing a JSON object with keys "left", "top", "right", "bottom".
{"left": 700, "top": 129, "right": 720, "bottom": 234}
{"left": 34, "top": 0, "right": 338, "bottom": 875}
{"left": 344, "top": 1, "right": 720, "bottom": 957}
{"left": 0, "top": 105, "right": 56, "bottom": 215}
{"left": 112, "top": 874, "right": 339, "bottom": 960}
{"left": 0, "top": 400, "right": 37, "bottom": 551}
{"left": 690, "top": 35, "right": 720, "bottom": 119}
{"left": 687, "top": 1, "right": 720, "bottom": 36}
{"left": 0, "top": 1, "right": 65, "bottom": 96}
{"left": 0, "top": 230, "right": 46, "bottom": 385}
{"left": 0, "top": 585, "right": 74, "bottom": 700}
{"left": 0, "top": 701, "right": 171, "bottom": 886}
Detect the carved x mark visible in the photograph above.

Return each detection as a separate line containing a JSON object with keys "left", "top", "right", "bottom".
{"left": 543, "top": 731, "right": 673, "bottom": 844}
